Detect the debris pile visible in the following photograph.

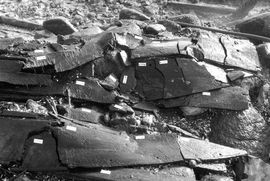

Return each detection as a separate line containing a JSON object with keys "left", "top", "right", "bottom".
{"left": 0, "top": 0, "right": 270, "bottom": 180}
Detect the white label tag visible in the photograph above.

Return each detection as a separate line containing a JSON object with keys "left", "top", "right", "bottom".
{"left": 80, "top": 108, "right": 92, "bottom": 113}
{"left": 100, "top": 169, "right": 111, "bottom": 175}
{"left": 135, "top": 135, "right": 145, "bottom": 140}
{"left": 34, "top": 49, "right": 44, "bottom": 53}
{"left": 134, "top": 35, "right": 143, "bottom": 40}
{"left": 159, "top": 60, "right": 168, "bottom": 64}
{"left": 109, "top": 75, "right": 117, "bottom": 82}
{"left": 76, "top": 80, "right": 85, "bottom": 86}
{"left": 152, "top": 41, "right": 160, "bottom": 44}
{"left": 122, "top": 75, "right": 128, "bottom": 84}
{"left": 138, "top": 62, "right": 147, "bottom": 67}
{"left": 202, "top": 92, "right": 211, "bottom": 96}
{"left": 33, "top": 139, "right": 43, "bottom": 144}
{"left": 114, "top": 104, "right": 123, "bottom": 110}
{"left": 36, "top": 56, "right": 46, "bottom": 61}
{"left": 66, "top": 125, "right": 77, "bottom": 132}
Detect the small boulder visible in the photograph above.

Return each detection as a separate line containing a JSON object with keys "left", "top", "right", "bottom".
{"left": 169, "top": 14, "right": 201, "bottom": 26}
{"left": 180, "top": 107, "right": 207, "bottom": 116}
{"left": 144, "top": 24, "right": 166, "bottom": 35}
{"left": 119, "top": 8, "right": 150, "bottom": 21}
{"left": 43, "top": 17, "right": 78, "bottom": 35}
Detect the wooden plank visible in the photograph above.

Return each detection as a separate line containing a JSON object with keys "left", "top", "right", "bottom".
{"left": 135, "top": 60, "right": 164, "bottom": 100}
{"left": 21, "top": 131, "right": 64, "bottom": 171}
{"left": 0, "top": 118, "right": 51, "bottom": 164}
{"left": 157, "top": 86, "right": 249, "bottom": 111}
{"left": 155, "top": 58, "right": 192, "bottom": 99}
{"left": 0, "top": 72, "right": 52, "bottom": 86}
{"left": 131, "top": 39, "right": 192, "bottom": 59}
{"left": 221, "top": 35, "right": 260, "bottom": 71}
{"left": 60, "top": 167, "right": 196, "bottom": 181}
{"left": 167, "top": 2, "right": 236, "bottom": 14}
{"left": 176, "top": 58, "right": 227, "bottom": 94}
{"left": 24, "top": 32, "right": 115, "bottom": 72}
{"left": 53, "top": 123, "right": 183, "bottom": 168}
{"left": 0, "top": 60, "right": 23, "bottom": 73}
{"left": 0, "top": 79, "right": 116, "bottom": 104}
{"left": 178, "top": 137, "right": 247, "bottom": 161}
{"left": 119, "top": 67, "right": 136, "bottom": 93}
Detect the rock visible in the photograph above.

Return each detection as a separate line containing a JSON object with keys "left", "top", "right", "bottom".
{"left": 119, "top": 8, "right": 150, "bottom": 21}
{"left": 257, "top": 43, "right": 270, "bottom": 67}
{"left": 141, "top": 113, "right": 156, "bottom": 127}
{"left": 43, "top": 17, "right": 78, "bottom": 35}
{"left": 227, "top": 70, "right": 245, "bottom": 82}
{"left": 26, "top": 99, "right": 48, "bottom": 115}
{"left": 180, "top": 107, "right": 207, "bottom": 116}
{"left": 257, "top": 83, "right": 270, "bottom": 107}
{"left": 236, "top": 12, "right": 270, "bottom": 38}
{"left": 158, "top": 19, "right": 181, "bottom": 33}
{"left": 169, "top": 14, "right": 201, "bottom": 26}
{"left": 142, "top": 4, "right": 159, "bottom": 16}
{"left": 108, "top": 22, "right": 142, "bottom": 35}
{"left": 243, "top": 156, "right": 270, "bottom": 181}
{"left": 144, "top": 24, "right": 166, "bottom": 35}
{"left": 210, "top": 105, "right": 268, "bottom": 159}
{"left": 109, "top": 103, "right": 134, "bottom": 114}
{"left": 34, "top": 30, "right": 56, "bottom": 39}
{"left": 201, "top": 175, "right": 233, "bottom": 181}
{"left": 71, "top": 26, "right": 104, "bottom": 37}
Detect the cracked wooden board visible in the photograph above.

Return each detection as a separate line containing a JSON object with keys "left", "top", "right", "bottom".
{"left": 221, "top": 35, "right": 260, "bottom": 71}
{"left": 178, "top": 137, "right": 247, "bottom": 161}
{"left": 197, "top": 31, "right": 225, "bottom": 65}
{"left": 0, "top": 117, "right": 51, "bottom": 164}
{"left": 53, "top": 123, "right": 183, "bottom": 168}
{"left": 157, "top": 86, "right": 248, "bottom": 111}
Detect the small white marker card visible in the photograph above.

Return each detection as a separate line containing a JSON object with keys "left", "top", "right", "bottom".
{"left": 33, "top": 139, "right": 43, "bottom": 144}
{"left": 75, "top": 80, "right": 85, "bottom": 86}
{"left": 36, "top": 56, "right": 46, "bottom": 61}
{"left": 100, "top": 169, "right": 111, "bottom": 175}
{"left": 80, "top": 108, "right": 92, "bottom": 113}
{"left": 114, "top": 104, "right": 123, "bottom": 110}
{"left": 138, "top": 62, "right": 147, "bottom": 67}
{"left": 134, "top": 35, "right": 143, "bottom": 40}
{"left": 135, "top": 135, "right": 145, "bottom": 140}
{"left": 159, "top": 60, "right": 168, "bottom": 64}
{"left": 122, "top": 75, "right": 128, "bottom": 84}
{"left": 109, "top": 75, "right": 117, "bottom": 82}
{"left": 34, "top": 49, "right": 44, "bottom": 53}
{"left": 66, "top": 125, "right": 77, "bottom": 132}
{"left": 202, "top": 92, "right": 211, "bottom": 96}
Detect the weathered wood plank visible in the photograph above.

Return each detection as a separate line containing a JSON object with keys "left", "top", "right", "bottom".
{"left": 0, "top": 118, "right": 51, "bottom": 164}
{"left": 157, "top": 86, "right": 249, "bottom": 111}
{"left": 0, "top": 60, "right": 23, "bottom": 73}
{"left": 0, "top": 72, "right": 53, "bottom": 86}
{"left": 178, "top": 137, "right": 247, "bottom": 161}
{"left": 53, "top": 123, "right": 183, "bottom": 168}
